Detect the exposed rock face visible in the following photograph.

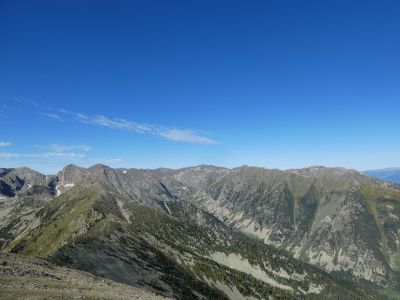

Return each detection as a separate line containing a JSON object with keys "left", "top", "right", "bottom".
{"left": 54, "top": 164, "right": 91, "bottom": 195}
{"left": 57, "top": 164, "right": 92, "bottom": 185}
{"left": 161, "top": 165, "right": 400, "bottom": 286}
{"left": 0, "top": 180, "right": 14, "bottom": 197}
{"left": 0, "top": 168, "right": 12, "bottom": 177}
{"left": 1, "top": 182, "right": 373, "bottom": 299}
{"left": 0, "top": 167, "right": 53, "bottom": 198}
{"left": 1, "top": 163, "right": 399, "bottom": 297}
{"left": 3, "top": 167, "right": 48, "bottom": 187}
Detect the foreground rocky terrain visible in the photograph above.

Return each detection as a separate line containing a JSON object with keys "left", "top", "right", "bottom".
{"left": 0, "top": 164, "right": 399, "bottom": 299}
{"left": 0, "top": 252, "right": 166, "bottom": 299}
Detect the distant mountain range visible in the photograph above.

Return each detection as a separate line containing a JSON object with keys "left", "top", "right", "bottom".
{"left": 364, "top": 168, "right": 400, "bottom": 184}
{"left": 1, "top": 164, "right": 399, "bottom": 299}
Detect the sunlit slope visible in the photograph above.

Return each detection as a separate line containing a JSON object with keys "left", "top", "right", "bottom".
{"left": 0, "top": 252, "right": 167, "bottom": 300}
{"left": 160, "top": 166, "right": 400, "bottom": 288}
{"left": 3, "top": 182, "right": 373, "bottom": 299}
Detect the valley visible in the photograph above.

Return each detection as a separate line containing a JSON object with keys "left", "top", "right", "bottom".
{"left": 0, "top": 164, "right": 399, "bottom": 299}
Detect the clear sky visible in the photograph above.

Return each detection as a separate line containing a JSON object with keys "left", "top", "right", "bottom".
{"left": 1, "top": 0, "right": 400, "bottom": 174}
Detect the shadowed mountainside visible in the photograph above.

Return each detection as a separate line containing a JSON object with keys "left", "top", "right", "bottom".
{"left": 1, "top": 164, "right": 399, "bottom": 299}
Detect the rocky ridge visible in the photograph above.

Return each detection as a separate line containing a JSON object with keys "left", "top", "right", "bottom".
{"left": 0, "top": 164, "right": 399, "bottom": 299}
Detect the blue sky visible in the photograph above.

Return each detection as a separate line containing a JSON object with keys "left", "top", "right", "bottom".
{"left": 1, "top": 0, "right": 400, "bottom": 174}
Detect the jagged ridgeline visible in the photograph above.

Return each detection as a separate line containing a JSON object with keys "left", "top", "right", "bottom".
{"left": 0, "top": 164, "right": 399, "bottom": 299}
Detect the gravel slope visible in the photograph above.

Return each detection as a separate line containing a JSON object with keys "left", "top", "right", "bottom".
{"left": 0, "top": 253, "right": 168, "bottom": 300}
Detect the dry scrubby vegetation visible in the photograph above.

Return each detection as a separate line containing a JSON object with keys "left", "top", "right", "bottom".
{"left": 1, "top": 165, "right": 399, "bottom": 299}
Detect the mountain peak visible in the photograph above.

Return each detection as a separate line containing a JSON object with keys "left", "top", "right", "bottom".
{"left": 88, "top": 164, "right": 111, "bottom": 171}
{"left": 287, "top": 166, "right": 362, "bottom": 178}
{"left": 57, "top": 164, "right": 90, "bottom": 187}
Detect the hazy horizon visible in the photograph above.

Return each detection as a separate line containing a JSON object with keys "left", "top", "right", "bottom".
{"left": 1, "top": 161, "right": 397, "bottom": 177}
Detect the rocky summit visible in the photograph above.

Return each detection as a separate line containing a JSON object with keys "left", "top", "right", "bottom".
{"left": 0, "top": 164, "right": 399, "bottom": 299}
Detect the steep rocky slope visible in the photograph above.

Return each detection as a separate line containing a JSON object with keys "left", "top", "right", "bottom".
{"left": 4, "top": 184, "right": 371, "bottom": 299}
{"left": 0, "top": 164, "right": 399, "bottom": 298}
{"left": 159, "top": 166, "right": 400, "bottom": 289}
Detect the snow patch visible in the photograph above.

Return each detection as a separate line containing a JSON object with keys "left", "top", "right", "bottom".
{"left": 55, "top": 183, "right": 75, "bottom": 196}
{"left": 55, "top": 185, "right": 61, "bottom": 196}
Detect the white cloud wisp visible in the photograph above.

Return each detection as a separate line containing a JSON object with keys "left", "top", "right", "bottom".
{"left": 0, "top": 152, "right": 85, "bottom": 159}
{"left": 76, "top": 113, "right": 219, "bottom": 145}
